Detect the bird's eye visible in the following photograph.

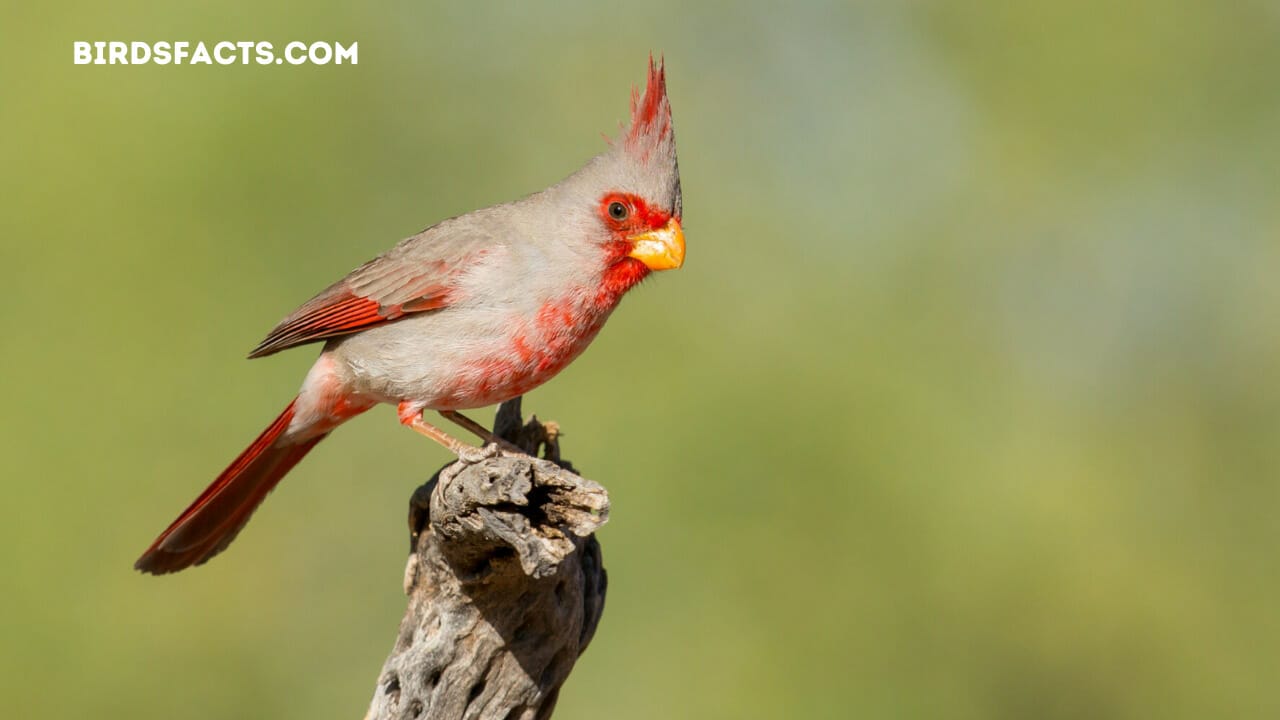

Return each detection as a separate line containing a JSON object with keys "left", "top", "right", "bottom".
{"left": 607, "top": 201, "right": 629, "bottom": 221}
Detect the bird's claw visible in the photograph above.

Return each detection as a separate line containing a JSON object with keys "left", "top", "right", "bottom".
{"left": 455, "top": 442, "right": 501, "bottom": 464}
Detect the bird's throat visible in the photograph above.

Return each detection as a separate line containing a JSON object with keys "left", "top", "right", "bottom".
{"left": 597, "top": 257, "right": 651, "bottom": 306}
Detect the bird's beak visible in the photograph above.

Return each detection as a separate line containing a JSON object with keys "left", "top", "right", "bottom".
{"left": 627, "top": 218, "right": 685, "bottom": 271}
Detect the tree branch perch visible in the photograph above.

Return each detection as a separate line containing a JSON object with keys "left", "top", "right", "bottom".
{"left": 366, "top": 398, "right": 609, "bottom": 720}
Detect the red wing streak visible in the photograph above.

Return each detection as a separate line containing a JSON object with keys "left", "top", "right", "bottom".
{"left": 248, "top": 285, "right": 449, "bottom": 358}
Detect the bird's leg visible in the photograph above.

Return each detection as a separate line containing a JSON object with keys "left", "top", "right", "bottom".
{"left": 440, "top": 410, "right": 527, "bottom": 455}
{"left": 397, "top": 402, "right": 496, "bottom": 463}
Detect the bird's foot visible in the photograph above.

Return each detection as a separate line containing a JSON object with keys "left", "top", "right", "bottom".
{"left": 440, "top": 410, "right": 531, "bottom": 457}
{"left": 455, "top": 442, "right": 501, "bottom": 464}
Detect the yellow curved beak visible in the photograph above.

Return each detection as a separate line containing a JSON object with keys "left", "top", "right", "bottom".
{"left": 627, "top": 218, "right": 685, "bottom": 271}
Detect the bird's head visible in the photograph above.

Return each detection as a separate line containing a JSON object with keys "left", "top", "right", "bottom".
{"left": 555, "top": 56, "right": 684, "bottom": 298}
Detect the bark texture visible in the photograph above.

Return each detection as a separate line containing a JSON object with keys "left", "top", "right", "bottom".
{"left": 366, "top": 399, "right": 609, "bottom": 720}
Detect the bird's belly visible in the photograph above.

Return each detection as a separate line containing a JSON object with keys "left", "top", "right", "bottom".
{"left": 333, "top": 298, "right": 614, "bottom": 410}
{"left": 430, "top": 303, "right": 613, "bottom": 409}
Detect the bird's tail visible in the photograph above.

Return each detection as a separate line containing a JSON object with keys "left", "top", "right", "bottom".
{"left": 134, "top": 399, "right": 325, "bottom": 575}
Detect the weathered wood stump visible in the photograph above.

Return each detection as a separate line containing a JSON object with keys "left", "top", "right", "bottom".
{"left": 365, "top": 399, "right": 609, "bottom": 720}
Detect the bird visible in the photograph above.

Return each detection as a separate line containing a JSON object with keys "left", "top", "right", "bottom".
{"left": 135, "top": 57, "right": 684, "bottom": 574}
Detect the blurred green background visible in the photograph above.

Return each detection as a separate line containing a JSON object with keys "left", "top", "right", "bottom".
{"left": 4, "top": 1, "right": 1280, "bottom": 718}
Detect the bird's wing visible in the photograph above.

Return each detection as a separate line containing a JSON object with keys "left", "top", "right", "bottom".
{"left": 248, "top": 222, "right": 488, "bottom": 358}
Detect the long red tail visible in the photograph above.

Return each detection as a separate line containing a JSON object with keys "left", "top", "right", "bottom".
{"left": 135, "top": 399, "right": 326, "bottom": 575}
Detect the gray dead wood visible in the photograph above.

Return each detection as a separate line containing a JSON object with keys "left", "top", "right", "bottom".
{"left": 365, "top": 398, "right": 609, "bottom": 720}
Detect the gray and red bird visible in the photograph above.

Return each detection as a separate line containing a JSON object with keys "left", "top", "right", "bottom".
{"left": 136, "top": 58, "right": 684, "bottom": 574}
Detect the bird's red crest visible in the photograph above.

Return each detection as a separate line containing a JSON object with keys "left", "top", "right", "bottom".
{"left": 624, "top": 55, "right": 674, "bottom": 161}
